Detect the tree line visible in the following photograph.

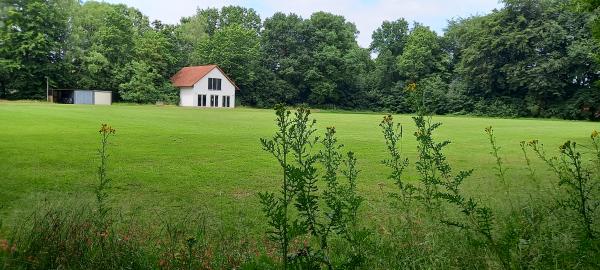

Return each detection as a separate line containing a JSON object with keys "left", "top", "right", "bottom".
{"left": 1, "top": 0, "right": 599, "bottom": 119}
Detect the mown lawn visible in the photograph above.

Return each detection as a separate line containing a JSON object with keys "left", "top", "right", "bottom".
{"left": 0, "top": 101, "right": 598, "bottom": 235}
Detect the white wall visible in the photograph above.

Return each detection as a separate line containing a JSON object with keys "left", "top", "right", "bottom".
{"left": 93, "top": 91, "right": 112, "bottom": 105}
{"left": 179, "top": 87, "right": 195, "bottom": 106}
{"left": 178, "top": 68, "right": 236, "bottom": 108}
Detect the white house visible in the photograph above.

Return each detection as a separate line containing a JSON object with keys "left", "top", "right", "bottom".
{"left": 171, "top": 65, "right": 239, "bottom": 108}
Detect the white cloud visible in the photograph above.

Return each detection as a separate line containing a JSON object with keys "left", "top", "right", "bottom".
{"left": 101, "top": 0, "right": 501, "bottom": 47}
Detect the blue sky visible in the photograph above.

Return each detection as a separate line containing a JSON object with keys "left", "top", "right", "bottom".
{"left": 103, "top": 0, "right": 502, "bottom": 47}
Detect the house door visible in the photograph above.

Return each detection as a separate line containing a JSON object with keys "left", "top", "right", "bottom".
{"left": 210, "top": 95, "right": 219, "bottom": 107}
{"left": 198, "top": 95, "right": 206, "bottom": 107}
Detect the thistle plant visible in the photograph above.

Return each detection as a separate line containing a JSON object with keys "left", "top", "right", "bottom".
{"left": 529, "top": 135, "right": 599, "bottom": 240}
{"left": 259, "top": 105, "right": 363, "bottom": 269}
{"left": 96, "top": 123, "right": 116, "bottom": 227}
{"left": 380, "top": 113, "right": 508, "bottom": 267}
{"left": 412, "top": 115, "right": 450, "bottom": 211}
{"left": 520, "top": 141, "right": 537, "bottom": 184}
{"left": 420, "top": 122, "right": 506, "bottom": 268}
{"left": 320, "top": 127, "right": 362, "bottom": 244}
{"left": 259, "top": 104, "right": 293, "bottom": 269}
{"left": 318, "top": 127, "right": 364, "bottom": 268}
{"left": 380, "top": 115, "right": 413, "bottom": 205}
{"left": 409, "top": 117, "right": 495, "bottom": 243}
{"left": 485, "top": 126, "right": 512, "bottom": 207}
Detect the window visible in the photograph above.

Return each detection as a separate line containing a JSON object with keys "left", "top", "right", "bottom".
{"left": 198, "top": 94, "right": 207, "bottom": 107}
{"left": 222, "top": 96, "right": 231, "bottom": 107}
{"left": 210, "top": 95, "right": 219, "bottom": 107}
{"left": 208, "top": 78, "right": 222, "bottom": 90}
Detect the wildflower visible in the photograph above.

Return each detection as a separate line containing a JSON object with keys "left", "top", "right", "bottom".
{"left": 485, "top": 126, "right": 493, "bottom": 134}
{"left": 406, "top": 82, "right": 417, "bottom": 92}
{"left": 592, "top": 130, "right": 598, "bottom": 139}
{"left": 527, "top": 140, "right": 539, "bottom": 147}
{"left": 559, "top": 141, "right": 571, "bottom": 152}
{"left": 0, "top": 239, "right": 8, "bottom": 252}
{"left": 382, "top": 114, "right": 393, "bottom": 124}
{"left": 99, "top": 123, "right": 116, "bottom": 135}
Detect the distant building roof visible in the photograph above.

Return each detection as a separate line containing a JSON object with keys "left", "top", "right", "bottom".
{"left": 170, "top": 65, "right": 240, "bottom": 90}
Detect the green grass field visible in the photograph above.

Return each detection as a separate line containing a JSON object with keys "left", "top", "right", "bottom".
{"left": 0, "top": 101, "right": 598, "bottom": 235}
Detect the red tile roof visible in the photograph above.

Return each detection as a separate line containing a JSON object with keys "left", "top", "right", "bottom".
{"left": 170, "top": 65, "right": 240, "bottom": 90}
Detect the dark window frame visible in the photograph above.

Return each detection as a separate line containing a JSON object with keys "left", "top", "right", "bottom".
{"left": 198, "top": 94, "right": 207, "bottom": 107}
{"left": 208, "top": 78, "right": 222, "bottom": 90}
{"left": 222, "top": 96, "right": 230, "bottom": 107}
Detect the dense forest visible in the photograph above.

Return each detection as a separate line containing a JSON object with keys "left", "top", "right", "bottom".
{"left": 1, "top": 0, "right": 600, "bottom": 119}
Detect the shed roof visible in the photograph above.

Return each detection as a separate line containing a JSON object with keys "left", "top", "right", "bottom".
{"left": 170, "top": 65, "right": 240, "bottom": 90}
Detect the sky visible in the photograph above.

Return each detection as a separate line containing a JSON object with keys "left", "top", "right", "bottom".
{"left": 103, "top": 0, "right": 502, "bottom": 48}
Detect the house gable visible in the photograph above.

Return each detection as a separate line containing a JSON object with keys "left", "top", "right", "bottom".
{"left": 171, "top": 65, "right": 239, "bottom": 90}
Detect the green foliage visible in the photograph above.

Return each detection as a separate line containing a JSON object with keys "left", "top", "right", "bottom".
{"left": 0, "top": 205, "right": 151, "bottom": 269}
{"left": 379, "top": 115, "right": 413, "bottom": 203}
{"left": 380, "top": 113, "right": 512, "bottom": 267}
{"left": 256, "top": 12, "right": 371, "bottom": 108}
{"left": 370, "top": 19, "right": 410, "bottom": 55}
{"left": 412, "top": 115, "right": 451, "bottom": 210}
{"left": 448, "top": 0, "right": 600, "bottom": 119}
{"left": 3, "top": 1, "right": 600, "bottom": 119}
{"left": 95, "top": 124, "right": 115, "bottom": 226}
{"left": 529, "top": 135, "right": 600, "bottom": 240}
{"left": 259, "top": 105, "right": 364, "bottom": 269}
{"left": 197, "top": 24, "right": 260, "bottom": 88}
{"left": 197, "top": 6, "right": 261, "bottom": 36}
{"left": 397, "top": 25, "right": 446, "bottom": 82}
{"left": 0, "top": 0, "right": 72, "bottom": 99}
{"left": 485, "top": 127, "right": 511, "bottom": 203}
{"left": 118, "top": 61, "right": 178, "bottom": 104}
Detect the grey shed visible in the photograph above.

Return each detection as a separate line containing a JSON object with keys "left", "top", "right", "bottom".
{"left": 49, "top": 89, "right": 112, "bottom": 105}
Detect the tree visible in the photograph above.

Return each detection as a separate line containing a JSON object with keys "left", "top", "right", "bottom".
{"left": 368, "top": 19, "right": 417, "bottom": 112}
{"left": 67, "top": 2, "right": 140, "bottom": 91}
{"left": 196, "top": 24, "right": 260, "bottom": 101}
{"left": 450, "top": 0, "right": 599, "bottom": 117}
{"left": 197, "top": 6, "right": 261, "bottom": 35}
{"left": 260, "top": 12, "right": 307, "bottom": 104}
{"left": 303, "top": 12, "right": 366, "bottom": 106}
{"left": 0, "top": 0, "right": 73, "bottom": 99}
{"left": 176, "top": 13, "right": 209, "bottom": 66}
{"left": 118, "top": 61, "right": 176, "bottom": 103}
{"left": 397, "top": 24, "right": 446, "bottom": 82}
{"left": 260, "top": 11, "right": 370, "bottom": 108}
{"left": 370, "top": 19, "right": 410, "bottom": 56}
{"left": 117, "top": 23, "right": 179, "bottom": 103}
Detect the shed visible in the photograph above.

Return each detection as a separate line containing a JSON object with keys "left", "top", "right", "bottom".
{"left": 49, "top": 89, "right": 112, "bottom": 105}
